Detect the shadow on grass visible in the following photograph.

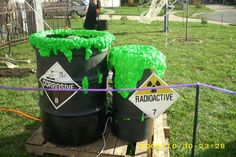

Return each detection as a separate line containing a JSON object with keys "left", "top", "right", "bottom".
{"left": 0, "top": 122, "right": 40, "bottom": 157}
{"left": 188, "top": 25, "right": 209, "bottom": 28}
{"left": 113, "top": 30, "right": 164, "bottom": 36}
{"left": 197, "top": 141, "right": 236, "bottom": 157}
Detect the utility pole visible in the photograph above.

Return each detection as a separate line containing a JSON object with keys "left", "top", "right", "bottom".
{"left": 185, "top": 0, "right": 189, "bottom": 41}
{"left": 163, "top": 0, "right": 169, "bottom": 33}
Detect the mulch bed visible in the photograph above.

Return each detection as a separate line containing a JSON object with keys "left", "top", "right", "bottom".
{"left": 0, "top": 68, "right": 34, "bottom": 78}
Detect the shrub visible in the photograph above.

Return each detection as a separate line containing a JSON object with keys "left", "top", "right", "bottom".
{"left": 120, "top": 16, "right": 128, "bottom": 24}
{"left": 192, "top": 0, "right": 202, "bottom": 6}
{"left": 174, "top": 3, "right": 184, "bottom": 10}
{"left": 201, "top": 17, "right": 208, "bottom": 25}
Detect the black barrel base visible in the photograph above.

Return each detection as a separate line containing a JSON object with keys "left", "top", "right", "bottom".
{"left": 42, "top": 110, "right": 106, "bottom": 146}
{"left": 111, "top": 92, "right": 151, "bottom": 142}
{"left": 111, "top": 70, "right": 152, "bottom": 142}
{"left": 112, "top": 117, "right": 151, "bottom": 142}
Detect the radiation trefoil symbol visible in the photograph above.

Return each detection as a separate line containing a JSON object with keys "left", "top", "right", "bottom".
{"left": 147, "top": 80, "right": 161, "bottom": 93}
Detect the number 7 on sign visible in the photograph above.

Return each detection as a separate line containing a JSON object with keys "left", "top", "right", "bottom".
{"left": 153, "top": 109, "right": 157, "bottom": 115}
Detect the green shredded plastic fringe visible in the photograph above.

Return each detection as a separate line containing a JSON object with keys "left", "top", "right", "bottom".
{"left": 29, "top": 29, "right": 115, "bottom": 62}
{"left": 108, "top": 45, "right": 167, "bottom": 99}
{"left": 82, "top": 76, "right": 89, "bottom": 95}
{"left": 97, "top": 70, "right": 103, "bottom": 84}
{"left": 141, "top": 113, "right": 145, "bottom": 122}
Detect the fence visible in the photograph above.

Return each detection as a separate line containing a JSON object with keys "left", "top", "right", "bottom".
{"left": 0, "top": 0, "right": 71, "bottom": 51}
{"left": 0, "top": 1, "right": 33, "bottom": 50}
{"left": 43, "top": 0, "right": 70, "bottom": 30}
{"left": 0, "top": 82, "right": 235, "bottom": 156}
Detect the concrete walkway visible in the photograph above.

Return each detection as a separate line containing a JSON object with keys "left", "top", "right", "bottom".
{"left": 206, "top": 4, "right": 235, "bottom": 11}
{"left": 100, "top": 5, "right": 234, "bottom": 25}
{"left": 195, "top": 5, "right": 236, "bottom": 24}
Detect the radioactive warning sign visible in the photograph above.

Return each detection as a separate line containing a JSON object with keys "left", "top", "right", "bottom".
{"left": 39, "top": 62, "right": 81, "bottom": 109}
{"left": 128, "top": 73, "right": 180, "bottom": 120}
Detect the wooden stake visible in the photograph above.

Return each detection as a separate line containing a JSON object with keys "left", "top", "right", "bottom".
{"left": 147, "top": 119, "right": 154, "bottom": 157}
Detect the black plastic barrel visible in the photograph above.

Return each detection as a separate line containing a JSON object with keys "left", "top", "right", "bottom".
{"left": 30, "top": 29, "right": 115, "bottom": 146}
{"left": 108, "top": 45, "right": 166, "bottom": 142}
{"left": 112, "top": 70, "right": 152, "bottom": 142}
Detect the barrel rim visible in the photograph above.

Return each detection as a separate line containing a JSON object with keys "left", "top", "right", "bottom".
{"left": 29, "top": 29, "right": 115, "bottom": 62}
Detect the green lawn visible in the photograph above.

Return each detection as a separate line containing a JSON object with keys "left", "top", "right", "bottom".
{"left": 174, "top": 4, "right": 214, "bottom": 17}
{"left": 107, "top": 6, "right": 150, "bottom": 15}
{"left": 106, "top": 5, "right": 212, "bottom": 17}
{"left": 0, "top": 20, "right": 236, "bottom": 156}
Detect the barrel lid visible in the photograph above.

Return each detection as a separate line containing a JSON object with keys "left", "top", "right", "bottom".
{"left": 108, "top": 45, "right": 167, "bottom": 99}
{"left": 29, "top": 29, "right": 115, "bottom": 62}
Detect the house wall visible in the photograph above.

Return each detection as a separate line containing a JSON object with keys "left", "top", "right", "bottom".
{"left": 100, "top": 0, "right": 120, "bottom": 7}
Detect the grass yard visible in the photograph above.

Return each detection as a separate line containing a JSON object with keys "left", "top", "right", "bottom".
{"left": 106, "top": 5, "right": 212, "bottom": 17}
{"left": 107, "top": 6, "right": 151, "bottom": 15}
{"left": 0, "top": 19, "right": 236, "bottom": 157}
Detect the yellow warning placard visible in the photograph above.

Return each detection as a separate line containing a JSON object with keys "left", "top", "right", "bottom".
{"left": 135, "top": 74, "right": 173, "bottom": 95}
{"left": 128, "top": 73, "right": 180, "bottom": 120}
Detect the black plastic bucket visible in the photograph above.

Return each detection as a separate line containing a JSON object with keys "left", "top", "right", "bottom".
{"left": 111, "top": 70, "right": 151, "bottom": 142}
{"left": 97, "top": 20, "right": 108, "bottom": 31}
{"left": 30, "top": 29, "right": 115, "bottom": 146}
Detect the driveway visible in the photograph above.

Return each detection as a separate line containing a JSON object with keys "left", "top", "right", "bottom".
{"left": 196, "top": 5, "right": 236, "bottom": 24}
